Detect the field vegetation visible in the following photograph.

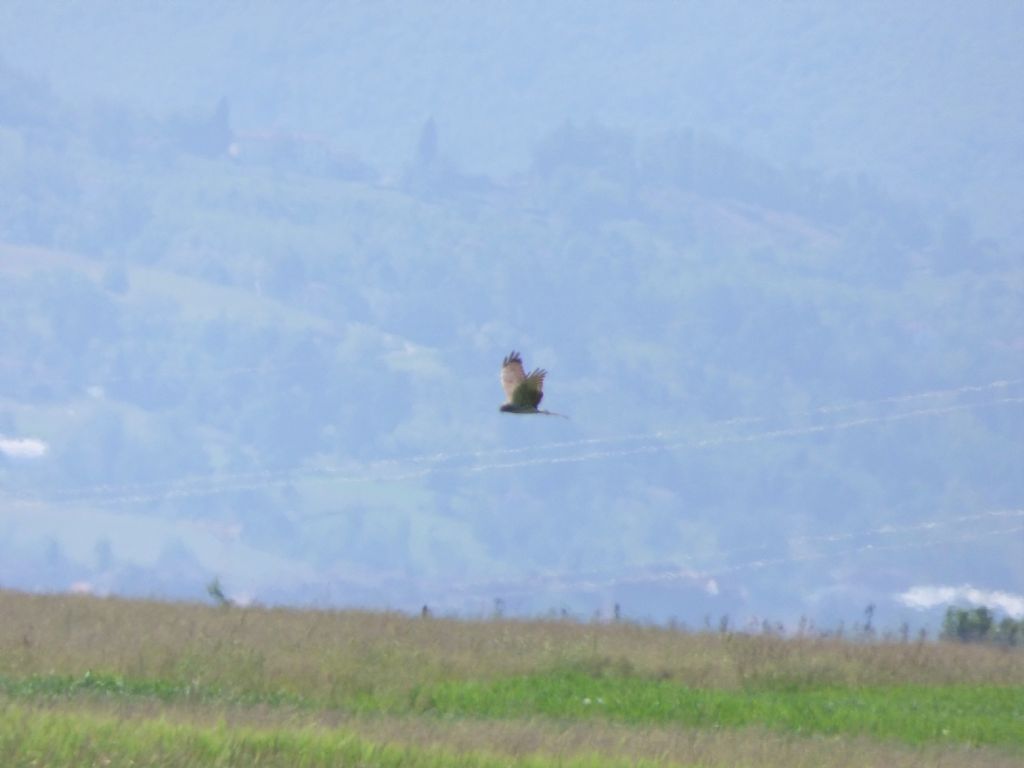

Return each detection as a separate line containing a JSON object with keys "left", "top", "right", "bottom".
{"left": 2, "top": 590, "right": 1022, "bottom": 766}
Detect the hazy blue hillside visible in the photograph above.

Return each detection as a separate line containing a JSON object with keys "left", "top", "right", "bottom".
{"left": 0, "top": 2, "right": 1021, "bottom": 629}
{"left": 1, "top": 1, "right": 1022, "bottom": 243}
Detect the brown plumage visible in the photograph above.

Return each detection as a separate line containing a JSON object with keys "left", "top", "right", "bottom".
{"left": 499, "top": 351, "right": 567, "bottom": 417}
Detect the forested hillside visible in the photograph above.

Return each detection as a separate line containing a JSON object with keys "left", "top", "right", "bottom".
{"left": 2, "top": 2, "right": 1022, "bottom": 240}
{"left": 0, "top": 3, "right": 1021, "bottom": 627}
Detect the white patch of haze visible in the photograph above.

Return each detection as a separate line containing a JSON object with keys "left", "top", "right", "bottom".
{"left": 897, "top": 585, "right": 1024, "bottom": 618}
{"left": 0, "top": 435, "right": 48, "bottom": 459}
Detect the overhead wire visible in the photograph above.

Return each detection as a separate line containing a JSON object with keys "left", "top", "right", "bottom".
{"left": 11, "top": 377, "right": 1022, "bottom": 503}
{"left": 4, "top": 389, "right": 1022, "bottom": 513}
{"left": 429, "top": 509, "right": 1024, "bottom": 602}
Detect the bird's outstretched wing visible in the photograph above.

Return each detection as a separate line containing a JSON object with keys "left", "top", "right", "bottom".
{"left": 502, "top": 351, "right": 546, "bottom": 408}
{"left": 512, "top": 368, "right": 546, "bottom": 408}
{"left": 501, "top": 351, "right": 527, "bottom": 403}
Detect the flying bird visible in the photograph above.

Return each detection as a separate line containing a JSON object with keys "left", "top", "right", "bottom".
{"left": 499, "top": 351, "right": 568, "bottom": 417}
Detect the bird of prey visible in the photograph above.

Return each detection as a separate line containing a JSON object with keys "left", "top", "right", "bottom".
{"left": 499, "top": 351, "right": 567, "bottom": 417}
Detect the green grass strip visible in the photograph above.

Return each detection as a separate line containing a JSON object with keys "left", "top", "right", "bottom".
{"left": 4, "top": 670, "right": 1022, "bottom": 750}
{"left": 0, "top": 703, "right": 651, "bottom": 768}
{"left": 417, "top": 672, "right": 1024, "bottom": 749}
{"left": 0, "top": 670, "right": 305, "bottom": 708}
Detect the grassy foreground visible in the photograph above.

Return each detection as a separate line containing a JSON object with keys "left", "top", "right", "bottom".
{"left": 2, "top": 590, "right": 1022, "bottom": 767}
{"left": 3, "top": 704, "right": 644, "bottom": 768}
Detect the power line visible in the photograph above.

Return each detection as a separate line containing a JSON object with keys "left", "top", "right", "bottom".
{"left": 5, "top": 394, "right": 1021, "bottom": 513}
{"left": 15, "top": 377, "right": 1024, "bottom": 503}
{"left": 462, "top": 398, "right": 1024, "bottom": 475}
{"left": 433, "top": 510, "right": 1024, "bottom": 601}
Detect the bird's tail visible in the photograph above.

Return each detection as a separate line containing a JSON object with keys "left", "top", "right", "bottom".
{"left": 539, "top": 409, "right": 570, "bottom": 419}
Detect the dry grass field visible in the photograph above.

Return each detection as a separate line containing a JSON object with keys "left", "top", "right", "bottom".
{"left": 2, "top": 590, "right": 1022, "bottom": 766}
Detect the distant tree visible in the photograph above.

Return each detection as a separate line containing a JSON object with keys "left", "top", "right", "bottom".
{"left": 43, "top": 537, "right": 64, "bottom": 571}
{"left": 0, "top": 55, "right": 67, "bottom": 141}
{"left": 415, "top": 116, "right": 438, "bottom": 166}
{"left": 156, "top": 538, "right": 204, "bottom": 584}
{"left": 94, "top": 538, "right": 114, "bottom": 571}
{"left": 531, "top": 120, "right": 634, "bottom": 180}
{"left": 206, "top": 577, "right": 233, "bottom": 607}
{"left": 85, "top": 101, "right": 142, "bottom": 161}
{"left": 933, "top": 211, "right": 978, "bottom": 273}
{"left": 210, "top": 96, "right": 232, "bottom": 147}
{"left": 940, "top": 606, "right": 1014, "bottom": 644}
{"left": 994, "top": 617, "right": 1021, "bottom": 647}
{"left": 862, "top": 604, "right": 876, "bottom": 637}
{"left": 36, "top": 537, "right": 77, "bottom": 590}
{"left": 169, "top": 96, "right": 233, "bottom": 157}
